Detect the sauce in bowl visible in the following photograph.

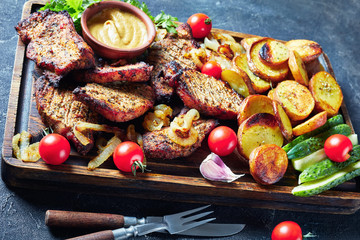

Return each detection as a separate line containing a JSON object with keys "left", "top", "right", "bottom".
{"left": 87, "top": 8, "right": 148, "bottom": 49}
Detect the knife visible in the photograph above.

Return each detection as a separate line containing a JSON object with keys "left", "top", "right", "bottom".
{"left": 46, "top": 210, "right": 245, "bottom": 237}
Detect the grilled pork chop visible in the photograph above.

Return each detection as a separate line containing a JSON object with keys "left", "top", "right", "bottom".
{"left": 176, "top": 69, "right": 243, "bottom": 120}
{"left": 72, "top": 61, "right": 153, "bottom": 83}
{"left": 15, "top": 10, "right": 95, "bottom": 81}
{"left": 35, "top": 76, "right": 99, "bottom": 155}
{"left": 73, "top": 83, "right": 155, "bottom": 122}
{"left": 147, "top": 23, "right": 199, "bottom": 101}
{"left": 143, "top": 118, "right": 217, "bottom": 159}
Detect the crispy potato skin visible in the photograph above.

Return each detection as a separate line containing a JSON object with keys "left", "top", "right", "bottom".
{"left": 237, "top": 113, "right": 283, "bottom": 160}
{"left": 249, "top": 144, "right": 288, "bottom": 185}
{"left": 221, "top": 68, "right": 255, "bottom": 97}
{"left": 240, "top": 37, "right": 263, "bottom": 51}
{"left": 274, "top": 80, "right": 315, "bottom": 121}
{"left": 272, "top": 100, "right": 293, "bottom": 141}
{"left": 292, "top": 111, "right": 327, "bottom": 136}
{"left": 233, "top": 54, "right": 271, "bottom": 93}
{"left": 237, "top": 95, "right": 274, "bottom": 125}
{"left": 259, "top": 40, "right": 289, "bottom": 67}
{"left": 288, "top": 50, "right": 309, "bottom": 86}
{"left": 285, "top": 39, "right": 323, "bottom": 63}
{"left": 247, "top": 38, "right": 289, "bottom": 83}
{"left": 309, "top": 71, "right": 343, "bottom": 117}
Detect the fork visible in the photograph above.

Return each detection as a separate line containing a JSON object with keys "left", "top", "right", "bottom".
{"left": 67, "top": 205, "right": 215, "bottom": 240}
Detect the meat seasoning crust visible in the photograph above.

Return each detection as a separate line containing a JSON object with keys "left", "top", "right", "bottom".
{"left": 176, "top": 69, "right": 244, "bottom": 120}
{"left": 34, "top": 76, "right": 99, "bottom": 155}
{"left": 143, "top": 119, "right": 218, "bottom": 159}
{"left": 73, "top": 83, "right": 155, "bottom": 122}
{"left": 15, "top": 10, "right": 95, "bottom": 77}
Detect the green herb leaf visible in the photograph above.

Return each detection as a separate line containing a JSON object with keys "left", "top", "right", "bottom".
{"left": 40, "top": 0, "right": 178, "bottom": 34}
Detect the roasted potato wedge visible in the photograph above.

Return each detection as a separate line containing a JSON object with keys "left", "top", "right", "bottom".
{"left": 247, "top": 38, "right": 289, "bottom": 83}
{"left": 233, "top": 54, "right": 271, "bottom": 93}
{"left": 272, "top": 100, "right": 293, "bottom": 141}
{"left": 249, "top": 144, "right": 288, "bottom": 185}
{"left": 259, "top": 40, "right": 289, "bottom": 67}
{"left": 288, "top": 50, "right": 309, "bottom": 86}
{"left": 267, "top": 88, "right": 275, "bottom": 100}
{"left": 240, "top": 37, "right": 263, "bottom": 51}
{"left": 274, "top": 80, "right": 315, "bottom": 121}
{"left": 237, "top": 113, "right": 283, "bottom": 160}
{"left": 309, "top": 71, "right": 343, "bottom": 116}
{"left": 221, "top": 69, "right": 255, "bottom": 97}
{"left": 285, "top": 39, "right": 323, "bottom": 63}
{"left": 237, "top": 95, "right": 274, "bottom": 125}
{"left": 292, "top": 111, "right": 327, "bottom": 136}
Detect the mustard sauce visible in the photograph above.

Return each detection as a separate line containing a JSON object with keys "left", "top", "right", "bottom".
{"left": 87, "top": 8, "right": 147, "bottom": 49}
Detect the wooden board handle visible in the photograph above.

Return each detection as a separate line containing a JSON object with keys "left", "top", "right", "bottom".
{"left": 45, "top": 210, "right": 125, "bottom": 229}
{"left": 67, "top": 230, "right": 115, "bottom": 240}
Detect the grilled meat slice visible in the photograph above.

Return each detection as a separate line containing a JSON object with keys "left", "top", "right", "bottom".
{"left": 15, "top": 10, "right": 95, "bottom": 79}
{"left": 143, "top": 119, "right": 217, "bottom": 159}
{"left": 176, "top": 69, "right": 244, "bottom": 120}
{"left": 147, "top": 23, "right": 199, "bottom": 102}
{"left": 151, "top": 61, "right": 183, "bottom": 102}
{"left": 73, "top": 83, "right": 155, "bottom": 122}
{"left": 72, "top": 62, "right": 153, "bottom": 83}
{"left": 35, "top": 76, "right": 99, "bottom": 155}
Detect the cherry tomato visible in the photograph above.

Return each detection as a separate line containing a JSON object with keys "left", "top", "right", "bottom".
{"left": 271, "top": 221, "right": 302, "bottom": 240}
{"left": 187, "top": 13, "right": 212, "bottom": 38}
{"left": 113, "top": 141, "right": 145, "bottom": 175}
{"left": 39, "top": 133, "right": 71, "bottom": 165}
{"left": 201, "top": 61, "right": 222, "bottom": 79}
{"left": 324, "top": 134, "right": 353, "bottom": 162}
{"left": 208, "top": 126, "right": 237, "bottom": 156}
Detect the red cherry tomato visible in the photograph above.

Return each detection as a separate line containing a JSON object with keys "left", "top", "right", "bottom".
{"left": 113, "top": 141, "right": 145, "bottom": 175}
{"left": 187, "top": 13, "right": 212, "bottom": 38}
{"left": 324, "top": 134, "right": 353, "bottom": 162}
{"left": 201, "top": 61, "right": 222, "bottom": 79}
{"left": 208, "top": 126, "right": 237, "bottom": 156}
{"left": 271, "top": 221, "right": 302, "bottom": 240}
{"left": 39, "top": 133, "right": 71, "bottom": 165}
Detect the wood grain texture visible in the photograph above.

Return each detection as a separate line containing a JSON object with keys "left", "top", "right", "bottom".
{"left": 2, "top": 0, "right": 360, "bottom": 215}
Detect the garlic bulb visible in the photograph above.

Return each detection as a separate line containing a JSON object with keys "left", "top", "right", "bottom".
{"left": 199, "top": 153, "right": 244, "bottom": 183}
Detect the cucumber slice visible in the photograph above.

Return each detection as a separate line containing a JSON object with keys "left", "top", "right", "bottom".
{"left": 292, "top": 149, "right": 327, "bottom": 172}
{"left": 292, "top": 160, "right": 360, "bottom": 197}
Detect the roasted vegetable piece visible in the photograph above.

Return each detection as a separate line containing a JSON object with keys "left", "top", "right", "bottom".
{"left": 274, "top": 80, "right": 314, "bottom": 121}
{"left": 237, "top": 113, "right": 283, "bottom": 160}
{"left": 247, "top": 38, "right": 289, "bottom": 83}
{"left": 259, "top": 39, "right": 289, "bottom": 67}
{"left": 285, "top": 39, "right": 323, "bottom": 63}
{"left": 221, "top": 69, "right": 254, "bottom": 97}
{"left": 283, "top": 114, "right": 344, "bottom": 152}
{"left": 249, "top": 144, "right": 288, "bottom": 185}
{"left": 299, "top": 144, "right": 360, "bottom": 184}
{"left": 309, "top": 71, "right": 343, "bottom": 117}
{"left": 237, "top": 95, "right": 274, "bottom": 125}
{"left": 288, "top": 50, "right": 309, "bottom": 86}
{"left": 292, "top": 111, "right": 327, "bottom": 136}
{"left": 272, "top": 100, "right": 293, "bottom": 141}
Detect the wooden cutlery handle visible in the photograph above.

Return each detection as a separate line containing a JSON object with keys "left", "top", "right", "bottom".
{"left": 45, "top": 210, "right": 125, "bottom": 229}
{"left": 67, "top": 230, "right": 115, "bottom": 240}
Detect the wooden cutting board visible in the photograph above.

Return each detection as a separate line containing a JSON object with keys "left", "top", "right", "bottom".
{"left": 2, "top": 0, "right": 360, "bottom": 214}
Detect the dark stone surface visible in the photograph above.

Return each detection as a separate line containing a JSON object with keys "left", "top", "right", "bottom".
{"left": 1, "top": 0, "right": 360, "bottom": 239}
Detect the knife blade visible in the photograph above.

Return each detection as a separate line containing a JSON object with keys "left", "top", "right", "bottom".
{"left": 47, "top": 210, "right": 245, "bottom": 237}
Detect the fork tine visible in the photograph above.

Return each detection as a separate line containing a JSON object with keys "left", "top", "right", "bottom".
{"left": 172, "top": 205, "right": 211, "bottom": 218}
{"left": 181, "top": 210, "right": 214, "bottom": 223}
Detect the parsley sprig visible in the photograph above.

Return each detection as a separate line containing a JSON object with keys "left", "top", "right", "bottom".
{"left": 40, "top": 0, "right": 178, "bottom": 34}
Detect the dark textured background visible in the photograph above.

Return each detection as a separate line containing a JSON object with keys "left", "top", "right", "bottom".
{"left": 1, "top": 0, "right": 360, "bottom": 239}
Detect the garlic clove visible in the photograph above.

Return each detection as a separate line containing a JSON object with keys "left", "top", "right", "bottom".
{"left": 199, "top": 153, "right": 244, "bottom": 183}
